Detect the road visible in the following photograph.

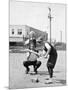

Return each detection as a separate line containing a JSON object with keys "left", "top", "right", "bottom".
{"left": 9, "top": 51, "right": 66, "bottom": 89}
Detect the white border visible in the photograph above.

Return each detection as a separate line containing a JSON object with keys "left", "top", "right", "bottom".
{"left": 0, "top": 0, "right": 68, "bottom": 90}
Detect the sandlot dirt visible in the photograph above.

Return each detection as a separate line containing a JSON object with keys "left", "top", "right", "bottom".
{"left": 9, "top": 51, "right": 66, "bottom": 89}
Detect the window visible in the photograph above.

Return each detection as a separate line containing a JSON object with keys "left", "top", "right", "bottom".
{"left": 18, "top": 29, "right": 22, "bottom": 35}
{"left": 12, "top": 29, "right": 14, "bottom": 34}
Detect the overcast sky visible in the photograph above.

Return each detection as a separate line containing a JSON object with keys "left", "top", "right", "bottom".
{"left": 10, "top": 0, "right": 66, "bottom": 42}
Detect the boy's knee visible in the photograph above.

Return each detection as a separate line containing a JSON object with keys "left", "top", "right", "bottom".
{"left": 37, "top": 61, "right": 41, "bottom": 66}
{"left": 39, "top": 61, "right": 41, "bottom": 65}
{"left": 47, "top": 62, "right": 54, "bottom": 69}
{"left": 23, "top": 61, "right": 27, "bottom": 66}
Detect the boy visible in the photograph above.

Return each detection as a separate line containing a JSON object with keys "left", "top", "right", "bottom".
{"left": 23, "top": 31, "right": 41, "bottom": 74}
{"left": 42, "top": 42, "right": 57, "bottom": 79}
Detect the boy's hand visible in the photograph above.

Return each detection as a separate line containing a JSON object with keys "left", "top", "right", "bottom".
{"left": 44, "top": 55, "right": 48, "bottom": 58}
{"left": 38, "top": 53, "right": 41, "bottom": 57}
{"left": 39, "top": 53, "right": 43, "bottom": 57}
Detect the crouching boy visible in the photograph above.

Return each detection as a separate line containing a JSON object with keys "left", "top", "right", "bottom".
{"left": 23, "top": 39, "right": 41, "bottom": 74}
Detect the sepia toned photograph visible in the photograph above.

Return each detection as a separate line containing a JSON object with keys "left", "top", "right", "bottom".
{"left": 9, "top": 0, "right": 66, "bottom": 89}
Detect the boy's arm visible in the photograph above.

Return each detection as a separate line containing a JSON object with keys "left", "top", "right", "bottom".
{"left": 21, "top": 49, "right": 40, "bottom": 57}
{"left": 44, "top": 48, "right": 51, "bottom": 58}
{"left": 44, "top": 43, "right": 51, "bottom": 58}
{"left": 28, "top": 49, "right": 40, "bottom": 57}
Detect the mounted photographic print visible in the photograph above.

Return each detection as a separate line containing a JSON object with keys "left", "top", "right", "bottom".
{"left": 9, "top": 0, "right": 66, "bottom": 89}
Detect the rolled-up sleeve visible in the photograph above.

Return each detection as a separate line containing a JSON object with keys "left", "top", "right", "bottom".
{"left": 45, "top": 43, "right": 51, "bottom": 50}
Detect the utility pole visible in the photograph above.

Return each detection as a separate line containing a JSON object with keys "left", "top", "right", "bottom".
{"left": 48, "top": 7, "right": 53, "bottom": 44}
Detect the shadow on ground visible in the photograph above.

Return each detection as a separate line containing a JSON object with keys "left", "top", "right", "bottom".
{"left": 30, "top": 70, "right": 62, "bottom": 76}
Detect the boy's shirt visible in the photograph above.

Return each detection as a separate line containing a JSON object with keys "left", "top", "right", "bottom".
{"left": 44, "top": 42, "right": 57, "bottom": 56}
{"left": 27, "top": 50, "right": 39, "bottom": 61}
{"left": 42, "top": 43, "right": 51, "bottom": 56}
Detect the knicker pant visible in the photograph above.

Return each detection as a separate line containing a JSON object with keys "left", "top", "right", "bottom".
{"left": 23, "top": 60, "right": 41, "bottom": 71}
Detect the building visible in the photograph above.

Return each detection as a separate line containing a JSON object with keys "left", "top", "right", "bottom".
{"left": 9, "top": 25, "right": 48, "bottom": 42}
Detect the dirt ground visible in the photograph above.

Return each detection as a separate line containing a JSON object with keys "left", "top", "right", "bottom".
{"left": 9, "top": 51, "right": 66, "bottom": 89}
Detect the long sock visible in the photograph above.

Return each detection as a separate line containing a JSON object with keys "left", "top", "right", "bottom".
{"left": 48, "top": 67, "right": 53, "bottom": 78}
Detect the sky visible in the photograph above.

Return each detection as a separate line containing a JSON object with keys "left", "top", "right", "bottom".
{"left": 10, "top": 0, "right": 66, "bottom": 42}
